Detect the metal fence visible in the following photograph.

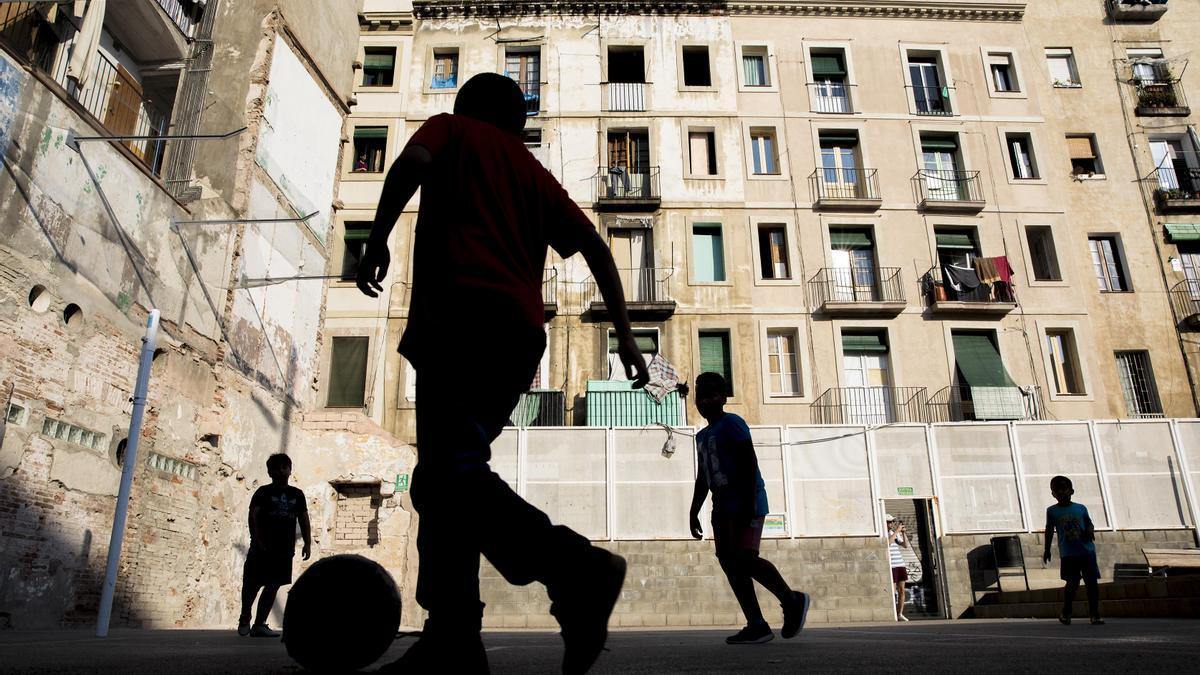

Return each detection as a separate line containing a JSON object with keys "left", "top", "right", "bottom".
{"left": 595, "top": 166, "right": 660, "bottom": 202}
{"left": 1135, "top": 79, "right": 1188, "bottom": 112}
{"left": 809, "top": 167, "right": 880, "bottom": 202}
{"left": 155, "top": 0, "right": 202, "bottom": 37}
{"left": 915, "top": 169, "right": 984, "bottom": 204}
{"left": 808, "top": 267, "right": 905, "bottom": 306}
{"left": 911, "top": 85, "right": 952, "bottom": 115}
{"left": 811, "top": 387, "right": 928, "bottom": 425}
{"left": 508, "top": 389, "right": 566, "bottom": 427}
{"left": 490, "top": 419, "right": 1200, "bottom": 540}
{"left": 1169, "top": 279, "right": 1200, "bottom": 328}
{"left": 809, "top": 82, "right": 853, "bottom": 113}
{"left": 584, "top": 267, "right": 672, "bottom": 306}
{"left": 925, "top": 385, "right": 1042, "bottom": 422}
{"left": 605, "top": 81, "right": 645, "bottom": 111}
{"left": 541, "top": 268, "right": 558, "bottom": 308}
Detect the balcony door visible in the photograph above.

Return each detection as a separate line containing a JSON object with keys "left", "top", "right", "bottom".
{"left": 1150, "top": 138, "right": 1196, "bottom": 192}
{"left": 909, "top": 58, "right": 945, "bottom": 114}
{"left": 606, "top": 130, "right": 650, "bottom": 197}
{"left": 505, "top": 51, "right": 540, "bottom": 112}
{"left": 609, "top": 226, "right": 654, "bottom": 302}
{"left": 830, "top": 229, "right": 877, "bottom": 302}
{"left": 842, "top": 339, "right": 892, "bottom": 425}
{"left": 104, "top": 64, "right": 147, "bottom": 159}
{"left": 820, "top": 134, "right": 861, "bottom": 198}
{"left": 1180, "top": 243, "right": 1200, "bottom": 301}
{"left": 922, "top": 139, "right": 961, "bottom": 200}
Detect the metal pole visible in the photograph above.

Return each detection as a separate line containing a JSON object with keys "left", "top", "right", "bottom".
{"left": 96, "top": 309, "right": 160, "bottom": 637}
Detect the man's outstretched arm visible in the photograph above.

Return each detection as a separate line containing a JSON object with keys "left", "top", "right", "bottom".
{"left": 577, "top": 229, "right": 651, "bottom": 388}
{"left": 356, "top": 144, "right": 433, "bottom": 297}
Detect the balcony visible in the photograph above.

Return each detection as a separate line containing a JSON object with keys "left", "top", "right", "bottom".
{"left": 1169, "top": 280, "right": 1200, "bottom": 330}
{"left": 926, "top": 385, "right": 1043, "bottom": 422}
{"left": 1134, "top": 80, "right": 1190, "bottom": 116}
{"left": 922, "top": 265, "right": 1017, "bottom": 316}
{"left": 542, "top": 268, "right": 558, "bottom": 318}
{"left": 811, "top": 387, "right": 928, "bottom": 425}
{"left": 1150, "top": 168, "right": 1200, "bottom": 213}
{"left": 809, "top": 168, "right": 882, "bottom": 210}
{"left": 507, "top": 74, "right": 540, "bottom": 115}
{"left": 808, "top": 267, "right": 905, "bottom": 316}
{"left": 594, "top": 166, "right": 660, "bottom": 211}
{"left": 585, "top": 380, "right": 684, "bottom": 427}
{"left": 584, "top": 268, "right": 675, "bottom": 320}
{"left": 509, "top": 389, "right": 566, "bottom": 427}
{"left": 604, "top": 81, "right": 645, "bottom": 112}
{"left": 1107, "top": 0, "right": 1169, "bottom": 22}
{"left": 108, "top": 0, "right": 197, "bottom": 62}
{"left": 914, "top": 170, "right": 985, "bottom": 213}
{"left": 809, "top": 82, "right": 853, "bottom": 114}
{"left": 912, "top": 85, "right": 953, "bottom": 116}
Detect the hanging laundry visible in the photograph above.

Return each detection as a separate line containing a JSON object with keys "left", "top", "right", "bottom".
{"left": 943, "top": 264, "right": 981, "bottom": 292}
{"left": 643, "top": 353, "right": 680, "bottom": 404}
{"left": 974, "top": 257, "right": 1001, "bottom": 285}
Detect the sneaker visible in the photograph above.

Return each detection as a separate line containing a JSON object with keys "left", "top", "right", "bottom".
{"left": 898, "top": 614, "right": 909, "bottom": 622}
{"left": 726, "top": 623, "right": 774, "bottom": 645}
{"left": 1058, "top": 613, "right": 1071, "bottom": 625}
{"left": 550, "top": 548, "right": 627, "bottom": 675}
{"left": 249, "top": 624, "right": 280, "bottom": 638}
{"left": 781, "top": 592, "right": 810, "bottom": 639}
{"left": 237, "top": 622, "right": 251, "bottom": 637}
{"left": 1090, "top": 617, "right": 1105, "bottom": 625}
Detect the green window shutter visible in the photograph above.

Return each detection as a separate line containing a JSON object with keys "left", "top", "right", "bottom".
{"left": 327, "top": 336, "right": 369, "bottom": 407}
{"left": 952, "top": 333, "right": 1015, "bottom": 387}
{"left": 819, "top": 134, "right": 858, "bottom": 147}
{"left": 935, "top": 232, "right": 976, "bottom": 250}
{"left": 841, "top": 333, "right": 887, "bottom": 353}
{"left": 363, "top": 50, "right": 396, "bottom": 69}
{"left": 811, "top": 54, "right": 846, "bottom": 76}
{"left": 344, "top": 222, "right": 372, "bottom": 241}
{"left": 921, "top": 137, "right": 959, "bottom": 151}
{"left": 692, "top": 224, "right": 725, "bottom": 282}
{"left": 608, "top": 332, "right": 658, "bottom": 353}
{"left": 699, "top": 331, "right": 733, "bottom": 392}
{"left": 829, "top": 229, "right": 872, "bottom": 249}
{"left": 1165, "top": 223, "right": 1200, "bottom": 242}
{"left": 354, "top": 127, "right": 389, "bottom": 139}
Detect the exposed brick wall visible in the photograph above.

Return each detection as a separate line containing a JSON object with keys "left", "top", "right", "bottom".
{"left": 333, "top": 483, "right": 381, "bottom": 548}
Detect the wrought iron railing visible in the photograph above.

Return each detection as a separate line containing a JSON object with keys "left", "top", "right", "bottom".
{"left": 595, "top": 166, "right": 660, "bottom": 202}
{"left": 509, "top": 389, "right": 566, "bottom": 427}
{"left": 542, "top": 267, "right": 558, "bottom": 307}
{"left": 1148, "top": 168, "right": 1200, "bottom": 210}
{"left": 809, "top": 82, "right": 853, "bottom": 113}
{"left": 1169, "top": 279, "right": 1200, "bottom": 327}
{"left": 507, "top": 74, "right": 540, "bottom": 115}
{"left": 811, "top": 387, "right": 928, "bottom": 425}
{"left": 926, "top": 385, "right": 1043, "bottom": 422}
{"left": 584, "top": 268, "right": 672, "bottom": 306}
{"left": 922, "top": 266, "right": 1016, "bottom": 305}
{"left": 1135, "top": 79, "right": 1189, "bottom": 112}
{"left": 808, "top": 267, "right": 904, "bottom": 306}
{"left": 810, "top": 168, "right": 880, "bottom": 202}
{"left": 915, "top": 169, "right": 984, "bottom": 204}
{"left": 911, "top": 85, "right": 952, "bottom": 115}
{"left": 605, "top": 81, "right": 645, "bottom": 112}
{"left": 155, "top": 0, "right": 203, "bottom": 38}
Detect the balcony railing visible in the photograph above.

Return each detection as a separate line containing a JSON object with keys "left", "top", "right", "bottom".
{"left": 1135, "top": 79, "right": 1190, "bottom": 115}
{"left": 914, "top": 170, "right": 985, "bottom": 210}
{"left": 922, "top": 265, "right": 1016, "bottom": 313}
{"left": 809, "top": 168, "right": 881, "bottom": 207}
{"left": 604, "top": 81, "right": 645, "bottom": 112}
{"left": 509, "top": 389, "right": 566, "bottom": 427}
{"left": 811, "top": 387, "right": 928, "bottom": 425}
{"left": 542, "top": 267, "right": 558, "bottom": 317}
{"left": 155, "top": 0, "right": 203, "bottom": 38}
{"left": 585, "top": 381, "right": 684, "bottom": 427}
{"left": 926, "top": 385, "right": 1043, "bottom": 422}
{"left": 1107, "top": 0, "right": 1169, "bottom": 21}
{"left": 585, "top": 267, "right": 673, "bottom": 310}
{"left": 911, "top": 85, "right": 952, "bottom": 115}
{"left": 1169, "top": 279, "right": 1200, "bottom": 330}
{"left": 809, "top": 267, "right": 905, "bottom": 310}
{"left": 0, "top": 7, "right": 170, "bottom": 176}
{"left": 507, "top": 74, "right": 540, "bottom": 115}
{"left": 1149, "top": 168, "right": 1200, "bottom": 213}
{"left": 594, "top": 166, "right": 660, "bottom": 208}
{"left": 809, "top": 82, "right": 853, "bottom": 113}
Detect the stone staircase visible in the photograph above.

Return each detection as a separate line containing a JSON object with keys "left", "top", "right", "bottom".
{"left": 972, "top": 577, "right": 1200, "bottom": 619}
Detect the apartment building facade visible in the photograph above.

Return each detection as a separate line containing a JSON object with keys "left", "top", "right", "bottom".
{"left": 326, "top": 0, "right": 1199, "bottom": 441}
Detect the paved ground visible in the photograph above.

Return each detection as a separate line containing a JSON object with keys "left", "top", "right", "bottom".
{"left": 1, "top": 619, "right": 1198, "bottom": 673}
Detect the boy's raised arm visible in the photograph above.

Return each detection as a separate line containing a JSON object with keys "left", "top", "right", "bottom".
{"left": 578, "top": 230, "right": 650, "bottom": 388}
{"left": 356, "top": 144, "right": 433, "bottom": 298}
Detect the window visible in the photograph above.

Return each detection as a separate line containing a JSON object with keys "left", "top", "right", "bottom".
{"left": 811, "top": 49, "right": 850, "bottom": 113}
{"left": 522, "top": 128, "right": 542, "bottom": 147}
{"left": 505, "top": 49, "right": 540, "bottom": 114}
{"left": 1045, "top": 329, "right": 1085, "bottom": 395}
{"left": 681, "top": 46, "right": 711, "bottom": 87}
{"left": 1006, "top": 133, "right": 1038, "bottom": 179}
{"left": 352, "top": 127, "right": 387, "bottom": 173}
{"left": 340, "top": 222, "right": 372, "bottom": 281}
{"left": 749, "top": 128, "right": 779, "bottom": 175}
{"left": 920, "top": 133, "right": 965, "bottom": 200}
{"left": 1127, "top": 47, "right": 1167, "bottom": 83}
{"left": 819, "top": 131, "right": 862, "bottom": 198}
{"left": 608, "top": 46, "right": 646, "bottom": 83}
{"left": 742, "top": 46, "right": 770, "bottom": 87}
{"left": 840, "top": 331, "right": 892, "bottom": 423}
{"left": 362, "top": 47, "right": 396, "bottom": 87}
{"left": 688, "top": 130, "right": 717, "bottom": 176}
{"left": 328, "top": 336, "right": 370, "bottom": 407}
{"left": 1067, "top": 135, "right": 1103, "bottom": 176}
{"left": 1045, "top": 48, "right": 1080, "bottom": 87}
{"left": 1025, "top": 226, "right": 1062, "bottom": 281}
{"left": 1149, "top": 136, "right": 1199, "bottom": 194}
{"left": 987, "top": 52, "right": 1019, "bottom": 93}
{"left": 431, "top": 49, "right": 458, "bottom": 89}
{"left": 1088, "top": 236, "right": 1129, "bottom": 292}
{"left": 767, "top": 329, "right": 800, "bottom": 396}
{"left": 758, "top": 224, "right": 790, "bottom": 279}
{"left": 934, "top": 227, "right": 979, "bottom": 269}
{"left": 908, "top": 54, "right": 950, "bottom": 114}
{"left": 608, "top": 329, "right": 657, "bottom": 379}
{"left": 829, "top": 228, "right": 879, "bottom": 302}
{"left": 1116, "top": 351, "right": 1163, "bottom": 418}
{"left": 699, "top": 330, "right": 733, "bottom": 395}
{"left": 692, "top": 223, "right": 726, "bottom": 282}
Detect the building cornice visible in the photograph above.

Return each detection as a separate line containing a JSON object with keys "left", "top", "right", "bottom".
{"left": 411, "top": 1, "right": 1025, "bottom": 21}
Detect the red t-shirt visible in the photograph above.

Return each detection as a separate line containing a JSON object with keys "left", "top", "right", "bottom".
{"left": 397, "top": 113, "right": 596, "bottom": 366}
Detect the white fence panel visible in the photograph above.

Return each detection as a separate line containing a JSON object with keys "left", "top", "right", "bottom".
{"left": 525, "top": 428, "right": 608, "bottom": 540}
{"left": 613, "top": 427, "right": 696, "bottom": 539}
{"left": 1016, "top": 423, "right": 1109, "bottom": 529}
{"left": 750, "top": 426, "right": 788, "bottom": 536}
{"left": 873, "top": 425, "right": 934, "bottom": 498}
{"left": 1095, "top": 421, "right": 1192, "bottom": 529}
{"left": 492, "top": 428, "right": 520, "bottom": 490}
{"left": 785, "top": 426, "right": 874, "bottom": 536}
{"left": 935, "top": 424, "right": 1023, "bottom": 532}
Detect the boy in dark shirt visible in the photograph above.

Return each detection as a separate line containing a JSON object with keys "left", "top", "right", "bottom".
{"left": 688, "top": 372, "right": 809, "bottom": 644}
{"left": 1043, "top": 475, "right": 1104, "bottom": 625}
{"left": 238, "top": 453, "right": 311, "bottom": 637}
{"left": 356, "top": 73, "right": 650, "bottom": 674}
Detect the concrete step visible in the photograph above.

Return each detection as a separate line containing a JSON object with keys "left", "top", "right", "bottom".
{"left": 973, "top": 597, "right": 1200, "bottom": 619}
{"left": 976, "top": 578, "right": 1200, "bottom": 605}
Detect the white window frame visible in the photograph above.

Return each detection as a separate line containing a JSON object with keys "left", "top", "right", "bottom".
{"left": 900, "top": 44, "right": 959, "bottom": 116}
{"left": 758, "top": 320, "right": 812, "bottom": 404}
{"left": 832, "top": 323, "right": 898, "bottom": 390}
{"left": 684, "top": 125, "right": 720, "bottom": 179}
{"left": 1037, "top": 322, "right": 1092, "bottom": 401}
{"left": 425, "top": 45, "right": 463, "bottom": 94}
{"left": 736, "top": 42, "right": 778, "bottom": 93}
{"left": 1087, "top": 233, "right": 1133, "bottom": 293}
{"left": 981, "top": 47, "right": 1026, "bottom": 99}
{"left": 1020, "top": 223, "right": 1067, "bottom": 286}
{"left": 356, "top": 39, "right": 403, "bottom": 94}
{"left": 997, "top": 127, "right": 1045, "bottom": 184}
{"left": 744, "top": 123, "right": 786, "bottom": 179}
{"left": 804, "top": 41, "right": 857, "bottom": 114}
{"left": 766, "top": 327, "right": 802, "bottom": 398}
{"left": 343, "top": 118, "right": 396, "bottom": 180}
{"left": 1045, "top": 47, "right": 1081, "bottom": 88}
